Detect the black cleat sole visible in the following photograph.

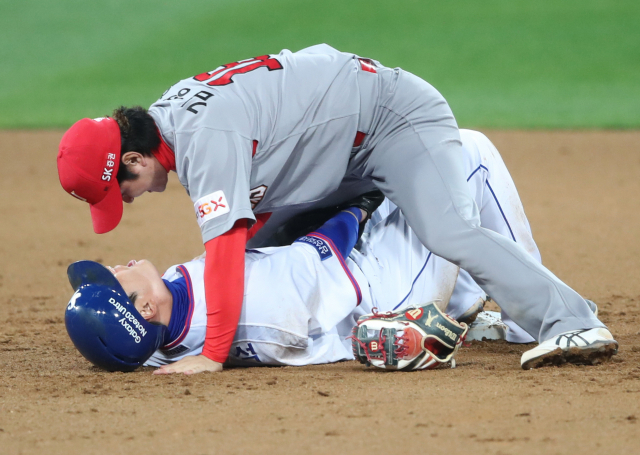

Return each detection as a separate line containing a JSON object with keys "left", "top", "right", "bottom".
{"left": 521, "top": 341, "right": 618, "bottom": 370}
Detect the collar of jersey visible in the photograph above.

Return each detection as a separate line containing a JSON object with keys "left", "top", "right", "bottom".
{"left": 162, "top": 265, "right": 195, "bottom": 348}
{"left": 152, "top": 128, "right": 176, "bottom": 172}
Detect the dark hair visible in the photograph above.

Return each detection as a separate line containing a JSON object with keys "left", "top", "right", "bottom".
{"left": 112, "top": 106, "right": 159, "bottom": 183}
{"left": 128, "top": 292, "right": 138, "bottom": 305}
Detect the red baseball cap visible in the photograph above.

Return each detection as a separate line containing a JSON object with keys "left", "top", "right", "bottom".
{"left": 57, "top": 117, "right": 123, "bottom": 234}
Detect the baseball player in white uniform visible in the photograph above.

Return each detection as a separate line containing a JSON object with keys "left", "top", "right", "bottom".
{"left": 88, "top": 130, "right": 605, "bottom": 369}
{"left": 58, "top": 45, "right": 615, "bottom": 373}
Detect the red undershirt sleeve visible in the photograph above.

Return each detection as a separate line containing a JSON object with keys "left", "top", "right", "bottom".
{"left": 247, "top": 212, "right": 272, "bottom": 241}
{"left": 201, "top": 219, "right": 248, "bottom": 363}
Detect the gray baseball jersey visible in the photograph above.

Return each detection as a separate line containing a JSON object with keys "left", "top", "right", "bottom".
{"left": 149, "top": 44, "right": 375, "bottom": 243}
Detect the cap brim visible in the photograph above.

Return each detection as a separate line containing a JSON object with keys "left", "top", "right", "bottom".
{"left": 89, "top": 183, "right": 123, "bottom": 234}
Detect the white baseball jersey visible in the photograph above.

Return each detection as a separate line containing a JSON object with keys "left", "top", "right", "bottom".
{"left": 144, "top": 130, "right": 539, "bottom": 367}
{"left": 149, "top": 44, "right": 379, "bottom": 244}
{"left": 146, "top": 232, "right": 368, "bottom": 367}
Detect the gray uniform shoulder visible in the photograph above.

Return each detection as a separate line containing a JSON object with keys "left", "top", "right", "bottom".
{"left": 149, "top": 45, "right": 365, "bottom": 243}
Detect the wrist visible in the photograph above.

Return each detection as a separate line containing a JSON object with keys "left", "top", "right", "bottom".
{"left": 202, "top": 348, "right": 227, "bottom": 364}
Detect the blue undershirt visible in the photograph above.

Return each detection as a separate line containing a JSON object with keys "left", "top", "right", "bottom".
{"left": 162, "top": 276, "right": 190, "bottom": 346}
{"left": 312, "top": 208, "right": 361, "bottom": 258}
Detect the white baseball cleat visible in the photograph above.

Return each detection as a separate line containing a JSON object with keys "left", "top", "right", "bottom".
{"left": 521, "top": 328, "right": 618, "bottom": 370}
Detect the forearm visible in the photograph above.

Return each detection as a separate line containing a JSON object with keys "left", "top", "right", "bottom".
{"left": 201, "top": 219, "right": 247, "bottom": 363}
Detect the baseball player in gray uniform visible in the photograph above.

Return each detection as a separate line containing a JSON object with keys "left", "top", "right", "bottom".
{"left": 58, "top": 44, "right": 616, "bottom": 374}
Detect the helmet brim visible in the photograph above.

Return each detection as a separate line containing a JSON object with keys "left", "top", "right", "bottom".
{"left": 67, "top": 260, "right": 124, "bottom": 293}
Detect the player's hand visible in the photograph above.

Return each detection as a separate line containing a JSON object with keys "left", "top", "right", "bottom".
{"left": 153, "top": 355, "right": 223, "bottom": 375}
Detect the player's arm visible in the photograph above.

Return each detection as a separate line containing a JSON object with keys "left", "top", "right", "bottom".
{"left": 202, "top": 219, "right": 247, "bottom": 361}
{"left": 154, "top": 129, "right": 254, "bottom": 375}
{"left": 155, "top": 220, "right": 247, "bottom": 374}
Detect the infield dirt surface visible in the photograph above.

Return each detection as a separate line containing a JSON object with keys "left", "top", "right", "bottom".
{"left": 1, "top": 130, "right": 639, "bottom": 455}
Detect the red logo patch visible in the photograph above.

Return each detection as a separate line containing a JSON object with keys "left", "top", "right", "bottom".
{"left": 405, "top": 308, "right": 424, "bottom": 320}
{"left": 210, "top": 196, "right": 226, "bottom": 211}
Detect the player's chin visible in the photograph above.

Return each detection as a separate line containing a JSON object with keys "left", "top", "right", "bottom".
{"left": 151, "top": 176, "right": 169, "bottom": 193}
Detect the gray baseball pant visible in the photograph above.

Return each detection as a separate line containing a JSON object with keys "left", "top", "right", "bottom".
{"left": 355, "top": 67, "right": 603, "bottom": 342}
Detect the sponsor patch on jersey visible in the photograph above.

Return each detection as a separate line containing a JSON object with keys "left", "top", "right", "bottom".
{"left": 194, "top": 190, "right": 231, "bottom": 227}
{"left": 294, "top": 235, "right": 333, "bottom": 261}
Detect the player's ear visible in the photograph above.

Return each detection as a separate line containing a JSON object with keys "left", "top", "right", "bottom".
{"left": 137, "top": 301, "right": 156, "bottom": 321}
{"left": 122, "top": 151, "right": 146, "bottom": 168}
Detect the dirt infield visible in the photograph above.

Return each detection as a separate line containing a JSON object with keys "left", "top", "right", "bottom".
{"left": 1, "top": 130, "right": 639, "bottom": 455}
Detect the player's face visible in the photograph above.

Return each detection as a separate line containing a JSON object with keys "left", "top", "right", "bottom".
{"left": 119, "top": 155, "right": 168, "bottom": 204}
{"left": 109, "top": 260, "right": 164, "bottom": 320}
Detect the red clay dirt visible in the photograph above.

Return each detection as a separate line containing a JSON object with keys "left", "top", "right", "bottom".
{"left": 1, "top": 130, "right": 639, "bottom": 455}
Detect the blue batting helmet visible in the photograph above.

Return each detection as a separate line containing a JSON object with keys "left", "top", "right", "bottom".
{"left": 65, "top": 260, "right": 166, "bottom": 372}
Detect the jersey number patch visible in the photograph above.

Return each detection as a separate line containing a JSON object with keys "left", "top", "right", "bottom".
{"left": 249, "top": 185, "right": 268, "bottom": 209}
{"left": 193, "top": 55, "right": 283, "bottom": 86}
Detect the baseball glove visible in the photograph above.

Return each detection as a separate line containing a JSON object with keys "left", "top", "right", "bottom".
{"left": 350, "top": 302, "right": 468, "bottom": 371}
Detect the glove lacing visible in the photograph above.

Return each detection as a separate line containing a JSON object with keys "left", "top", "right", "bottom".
{"left": 348, "top": 307, "right": 414, "bottom": 362}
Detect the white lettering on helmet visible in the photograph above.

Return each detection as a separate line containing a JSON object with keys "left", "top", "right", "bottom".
{"left": 67, "top": 291, "right": 82, "bottom": 310}
{"left": 109, "top": 298, "right": 147, "bottom": 338}
{"left": 119, "top": 318, "right": 141, "bottom": 343}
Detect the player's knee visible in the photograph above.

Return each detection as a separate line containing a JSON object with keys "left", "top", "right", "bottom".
{"left": 421, "top": 222, "right": 483, "bottom": 265}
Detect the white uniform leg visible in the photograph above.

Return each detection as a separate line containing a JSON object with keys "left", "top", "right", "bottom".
{"left": 351, "top": 203, "right": 460, "bottom": 314}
